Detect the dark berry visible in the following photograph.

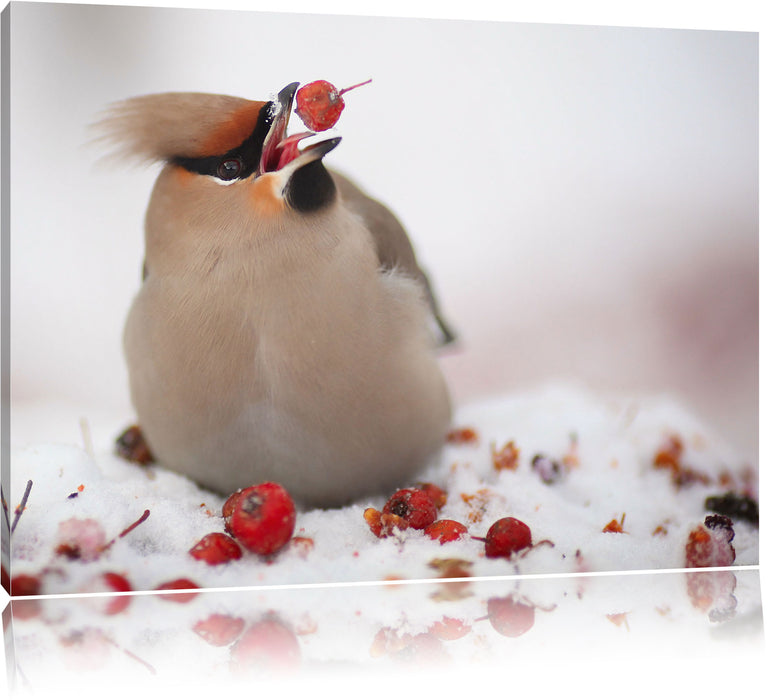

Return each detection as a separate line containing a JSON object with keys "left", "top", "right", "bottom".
{"left": 383, "top": 488, "right": 437, "bottom": 530}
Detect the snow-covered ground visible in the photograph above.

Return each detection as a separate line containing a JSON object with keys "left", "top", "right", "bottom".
{"left": 6, "top": 384, "right": 758, "bottom": 596}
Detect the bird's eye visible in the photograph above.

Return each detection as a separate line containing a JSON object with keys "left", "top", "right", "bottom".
{"left": 217, "top": 158, "right": 243, "bottom": 181}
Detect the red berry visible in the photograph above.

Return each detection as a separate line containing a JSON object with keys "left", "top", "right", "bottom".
{"left": 193, "top": 614, "right": 246, "bottom": 646}
{"left": 230, "top": 483, "right": 296, "bottom": 555}
{"left": 230, "top": 615, "right": 301, "bottom": 672}
{"left": 383, "top": 488, "right": 437, "bottom": 530}
{"left": 416, "top": 482, "right": 448, "bottom": 509}
{"left": 82, "top": 572, "right": 133, "bottom": 615}
{"left": 294, "top": 78, "right": 372, "bottom": 132}
{"left": 487, "top": 597, "right": 535, "bottom": 637}
{"left": 189, "top": 532, "right": 243, "bottom": 565}
{"left": 156, "top": 578, "right": 199, "bottom": 603}
{"left": 424, "top": 519, "right": 468, "bottom": 543}
{"left": 483, "top": 517, "right": 532, "bottom": 558}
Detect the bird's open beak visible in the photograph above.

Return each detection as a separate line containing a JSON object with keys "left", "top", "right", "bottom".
{"left": 259, "top": 82, "right": 341, "bottom": 176}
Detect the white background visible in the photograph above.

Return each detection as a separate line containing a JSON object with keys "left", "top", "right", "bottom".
{"left": 7, "top": 1, "right": 759, "bottom": 463}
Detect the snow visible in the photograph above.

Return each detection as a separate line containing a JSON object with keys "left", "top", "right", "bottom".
{"left": 6, "top": 384, "right": 758, "bottom": 596}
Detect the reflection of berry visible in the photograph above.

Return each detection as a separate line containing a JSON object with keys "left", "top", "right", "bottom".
{"left": 483, "top": 517, "right": 532, "bottom": 558}
{"left": 189, "top": 532, "right": 243, "bottom": 565}
{"left": 487, "top": 597, "right": 535, "bottom": 637}
{"left": 383, "top": 488, "right": 437, "bottom": 530}
{"left": 229, "top": 483, "right": 296, "bottom": 556}
{"left": 424, "top": 519, "right": 468, "bottom": 543}
{"left": 156, "top": 578, "right": 199, "bottom": 603}
{"left": 685, "top": 514, "right": 736, "bottom": 568}
{"left": 230, "top": 615, "right": 301, "bottom": 671}
{"left": 193, "top": 614, "right": 246, "bottom": 646}
{"left": 429, "top": 616, "right": 471, "bottom": 641}
{"left": 294, "top": 79, "right": 372, "bottom": 132}
{"left": 82, "top": 572, "right": 133, "bottom": 615}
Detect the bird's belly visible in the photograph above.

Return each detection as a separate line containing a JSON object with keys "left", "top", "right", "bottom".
{"left": 124, "top": 277, "right": 451, "bottom": 506}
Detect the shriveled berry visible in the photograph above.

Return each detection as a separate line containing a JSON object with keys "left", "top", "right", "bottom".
{"left": 193, "top": 614, "right": 246, "bottom": 646}
{"left": 230, "top": 483, "right": 296, "bottom": 555}
{"left": 364, "top": 507, "right": 410, "bottom": 538}
{"left": 445, "top": 427, "right": 479, "bottom": 445}
{"left": 294, "top": 79, "right": 371, "bottom": 132}
{"left": 486, "top": 597, "right": 535, "bottom": 637}
{"left": 189, "top": 532, "right": 243, "bottom": 565}
{"left": 491, "top": 441, "right": 519, "bottom": 471}
{"left": 383, "top": 488, "right": 437, "bottom": 530}
{"left": 115, "top": 424, "right": 154, "bottom": 465}
{"left": 424, "top": 519, "right": 468, "bottom": 543}
{"left": 483, "top": 517, "right": 532, "bottom": 558}
{"left": 156, "top": 578, "right": 199, "bottom": 603}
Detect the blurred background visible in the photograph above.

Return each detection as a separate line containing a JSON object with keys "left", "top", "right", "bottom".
{"left": 7, "top": 3, "right": 758, "bottom": 462}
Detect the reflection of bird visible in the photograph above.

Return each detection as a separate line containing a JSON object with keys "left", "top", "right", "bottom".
{"left": 98, "top": 82, "right": 454, "bottom": 507}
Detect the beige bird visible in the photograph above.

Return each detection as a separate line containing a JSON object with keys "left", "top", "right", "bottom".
{"left": 98, "top": 82, "right": 455, "bottom": 507}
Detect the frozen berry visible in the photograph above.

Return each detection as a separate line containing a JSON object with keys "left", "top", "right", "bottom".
{"left": 483, "top": 517, "right": 532, "bottom": 558}
{"left": 189, "top": 532, "right": 243, "bottom": 565}
{"left": 156, "top": 578, "right": 199, "bottom": 603}
{"left": 364, "top": 507, "right": 409, "bottom": 538}
{"left": 294, "top": 79, "right": 372, "bottom": 132}
{"left": 193, "top": 614, "right": 246, "bottom": 646}
{"left": 82, "top": 572, "right": 133, "bottom": 615}
{"left": 230, "top": 615, "right": 301, "bottom": 672}
{"left": 486, "top": 597, "right": 535, "bottom": 637}
{"left": 383, "top": 488, "right": 437, "bottom": 530}
{"left": 424, "top": 519, "right": 468, "bottom": 543}
{"left": 230, "top": 483, "right": 296, "bottom": 555}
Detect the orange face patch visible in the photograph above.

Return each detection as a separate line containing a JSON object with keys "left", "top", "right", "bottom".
{"left": 249, "top": 174, "right": 286, "bottom": 217}
{"left": 197, "top": 101, "right": 265, "bottom": 157}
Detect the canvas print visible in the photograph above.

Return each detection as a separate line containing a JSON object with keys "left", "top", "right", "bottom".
{"left": 2, "top": 3, "right": 758, "bottom": 606}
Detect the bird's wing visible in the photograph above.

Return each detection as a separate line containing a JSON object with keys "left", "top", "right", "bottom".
{"left": 331, "top": 170, "right": 456, "bottom": 347}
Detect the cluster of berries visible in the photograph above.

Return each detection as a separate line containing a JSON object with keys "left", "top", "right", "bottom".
{"left": 363, "top": 483, "right": 550, "bottom": 559}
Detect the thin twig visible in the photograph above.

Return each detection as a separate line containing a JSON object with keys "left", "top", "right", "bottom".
{"left": 99, "top": 509, "right": 150, "bottom": 552}
{"left": 1, "top": 485, "right": 11, "bottom": 532}
{"left": 10, "top": 480, "right": 33, "bottom": 534}
{"left": 79, "top": 416, "right": 95, "bottom": 461}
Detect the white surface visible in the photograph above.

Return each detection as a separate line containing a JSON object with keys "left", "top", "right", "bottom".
{"left": 7, "top": 3, "right": 758, "bottom": 460}
{"left": 6, "top": 385, "right": 758, "bottom": 595}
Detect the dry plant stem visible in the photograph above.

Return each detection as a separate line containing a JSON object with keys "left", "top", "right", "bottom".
{"left": 1, "top": 486, "right": 11, "bottom": 532}
{"left": 338, "top": 78, "right": 373, "bottom": 95}
{"left": 11, "top": 480, "right": 33, "bottom": 534}
{"left": 99, "top": 509, "right": 151, "bottom": 553}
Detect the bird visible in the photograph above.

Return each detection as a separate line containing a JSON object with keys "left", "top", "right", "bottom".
{"left": 97, "top": 81, "right": 455, "bottom": 508}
